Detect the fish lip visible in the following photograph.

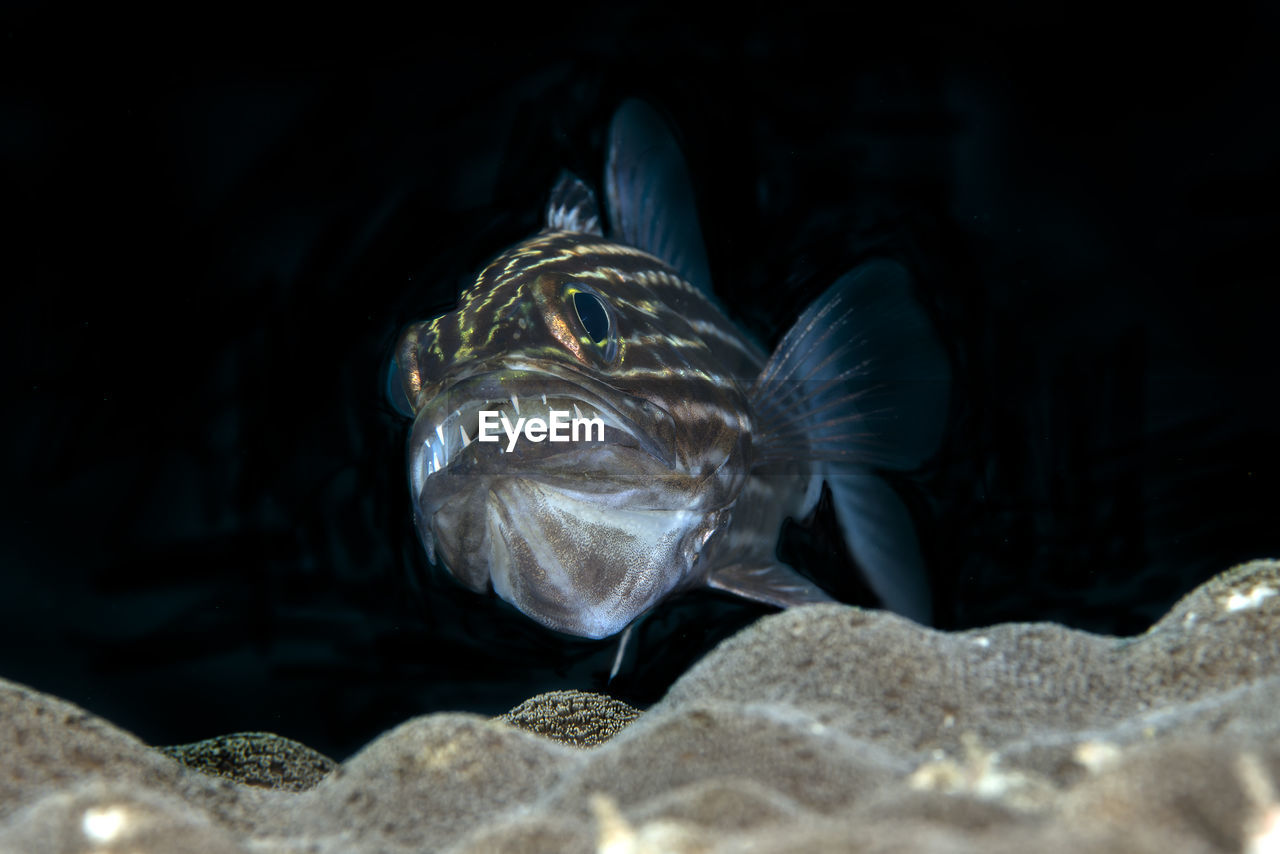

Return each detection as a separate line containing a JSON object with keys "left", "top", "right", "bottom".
{"left": 407, "top": 367, "right": 676, "bottom": 501}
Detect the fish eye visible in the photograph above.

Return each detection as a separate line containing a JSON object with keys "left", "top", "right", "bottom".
{"left": 571, "top": 290, "right": 611, "bottom": 344}
{"left": 558, "top": 283, "right": 619, "bottom": 364}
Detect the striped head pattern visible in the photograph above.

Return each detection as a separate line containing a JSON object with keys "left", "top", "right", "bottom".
{"left": 391, "top": 222, "right": 761, "bottom": 638}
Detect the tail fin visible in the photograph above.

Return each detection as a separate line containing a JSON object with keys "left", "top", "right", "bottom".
{"left": 749, "top": 259, "right": 950, "bottom": 623}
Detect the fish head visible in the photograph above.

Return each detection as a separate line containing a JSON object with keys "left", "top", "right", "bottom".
{"left": 390, "top": 231, "right": 754, "bottom": 639}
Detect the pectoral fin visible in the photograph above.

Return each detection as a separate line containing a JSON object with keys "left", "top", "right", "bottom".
{"left": 708, "top": 563, "right": 836, "bottom": 609}
{"left": 749, "top": 258, "right": 949, "bottom": 626}
{"left": 749, "top": 259, "right": 950, "bottom": 471}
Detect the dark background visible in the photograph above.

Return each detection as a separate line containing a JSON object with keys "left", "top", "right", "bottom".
{"left": 4, "top": 6, "right": 1277, "bottom": 759}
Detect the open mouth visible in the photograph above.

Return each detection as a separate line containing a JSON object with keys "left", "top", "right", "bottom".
{"left": 407, "top": 370, "right": 671, "bottom": 499}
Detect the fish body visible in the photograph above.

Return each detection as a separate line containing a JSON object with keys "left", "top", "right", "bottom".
{"left": 389, "top": 101, "right": 949, "bottom": 639}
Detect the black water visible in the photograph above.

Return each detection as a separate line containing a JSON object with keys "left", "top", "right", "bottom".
{"left": 4, "top": 6, "right": 1278, "bottom": 759}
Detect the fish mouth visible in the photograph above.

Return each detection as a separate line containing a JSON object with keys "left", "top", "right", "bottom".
{"left": 406, "top": 368, "right": 683, "bottom": 554}
{"left": 409, "top": 369, "right": 675, "bottom": 485}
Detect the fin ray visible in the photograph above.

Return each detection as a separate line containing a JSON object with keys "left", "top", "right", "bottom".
{"left": 605, "top": 99, "right": 714, "bottom": 296}
{"left": 708, "top": 563, "right": 836, "bottom": 609}
{"left": 749, "top": 258, "right": 949, "bottom": 625}
{"left": 826, "top": 472, "right": 933, "bottom": 623}
{"left": 749, "top": 259, "right": 950, "bottom": 470}
{"left": 544, "top": 171, "right": 603, "bottom": 236}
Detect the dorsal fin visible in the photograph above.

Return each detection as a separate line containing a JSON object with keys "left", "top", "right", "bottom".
{"left": 544, "top": 171, "right": 603, "bottom": 236}
{"left": 605, "top": 99, "right": 714, "bottom": 296}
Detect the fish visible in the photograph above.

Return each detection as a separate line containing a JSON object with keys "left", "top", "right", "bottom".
{"left": 387, "top": 100, "right": 949, "bottom": 642}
